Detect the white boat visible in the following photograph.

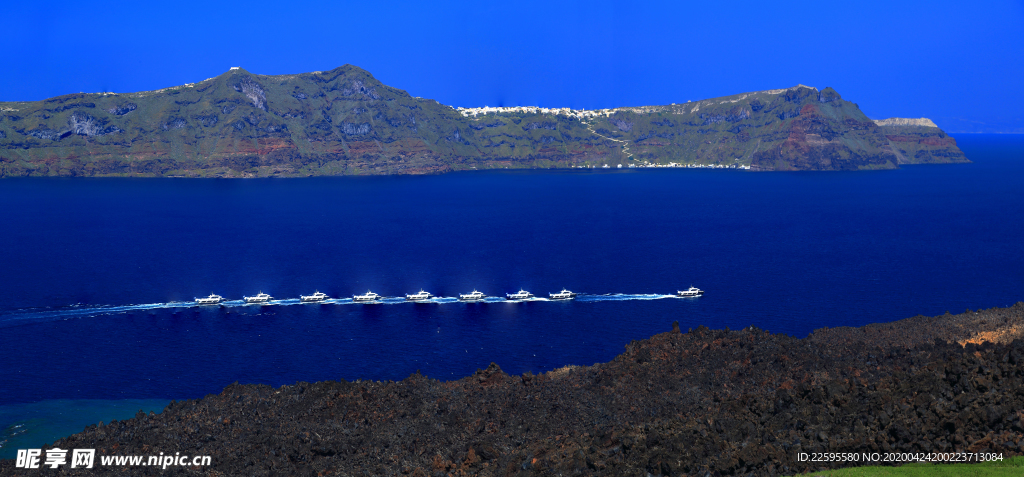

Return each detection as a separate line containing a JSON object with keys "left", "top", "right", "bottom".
{"left": 405, "top": 290, "right": 433, "bottom": 301}
{"left": 300, "top": 291, "right": 328, "bottom": 302}
{"left": 677, "top": 286, "right": 704, "bottom": 297}
{"left": 506, "top": 289, "right": 534, "bottom": 300}
{"left": 549, "top": 289, "right": 577, "bottom": 300}
{"left": 353, "top": 291, "right": 382, "bottom": 302}
{"left": 459, "top": 290, "right": 487, "bottom": 301}
{"left": 195, "top": 294, "right": 224, "bottom": 305}
{"left": 243, "top": 292, "right": 273, "bottom": 304}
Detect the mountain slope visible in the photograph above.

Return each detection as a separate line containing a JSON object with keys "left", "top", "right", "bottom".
{"left": 0, "top": 66, "right": 967, "bottom": 177}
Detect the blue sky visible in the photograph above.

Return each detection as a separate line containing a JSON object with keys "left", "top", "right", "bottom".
{"left": 2, "top": 0, "right": 1022, "bottom": 132}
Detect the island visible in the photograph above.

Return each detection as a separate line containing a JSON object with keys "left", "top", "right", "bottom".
{"left": 0, "top": 65, "right": 967, "bottom": 177}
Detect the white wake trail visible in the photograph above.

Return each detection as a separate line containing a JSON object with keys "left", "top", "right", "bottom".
{"left": 0, "top": 291, "right": 693, "bottom": 327}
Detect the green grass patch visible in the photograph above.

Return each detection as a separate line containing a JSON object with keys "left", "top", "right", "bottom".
{"left": 796, "top": 456, "right": 1024, "bottom": 476}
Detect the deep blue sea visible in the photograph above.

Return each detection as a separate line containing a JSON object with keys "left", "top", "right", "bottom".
{"left": 1, "top": 134, "right": 1022, "bottom": 456}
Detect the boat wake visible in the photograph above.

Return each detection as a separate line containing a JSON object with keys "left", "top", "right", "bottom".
{"left": 0, "top": 302, "right": 189, "bottom": 328}
{"left": 576, "top": 293, "right": 678, "bottom": 302}
{"left": 0, "top": 292, "right": 695, "bottom": 328}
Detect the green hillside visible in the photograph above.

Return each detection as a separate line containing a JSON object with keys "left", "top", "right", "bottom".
{"left": 0, "top": 66, "right": 967, "bottom": 177}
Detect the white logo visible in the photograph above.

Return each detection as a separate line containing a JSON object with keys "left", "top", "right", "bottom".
{"left": 71, "top": 449, "right": 96, "bottom": 468}
{"left": 15, "top": 449, "right": 41, "bottom": 469}
{"left": 43, "top": 448, "right": 68, "bottom": 468}
{"left": 16, "top": 448, "right": 96, "bottom": 469}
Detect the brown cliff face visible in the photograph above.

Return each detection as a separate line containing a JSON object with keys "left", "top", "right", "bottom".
{"left": 4, "top": 303, "right": 1022, "bottom": 476}
{"left": 878, "top": 127, "right": 968, "bottom": 165}
{"left": 750, "top": 115, "right": 891, "bottom": 171}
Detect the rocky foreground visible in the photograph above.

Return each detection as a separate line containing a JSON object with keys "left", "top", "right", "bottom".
{"left": 0, "top": 65, "right": 967, "bottom": 177}
{"left": 4, "top": 304, "right": 1024, "bottom": 476}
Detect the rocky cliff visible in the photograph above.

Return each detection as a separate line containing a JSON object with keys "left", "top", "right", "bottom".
{"left": 2, "top": 303, "right": 1022, "bottom": 476}
{"left": 0, "top": 66, "right": 968, "bottom": 177}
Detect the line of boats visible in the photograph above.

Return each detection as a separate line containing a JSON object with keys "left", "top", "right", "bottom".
{"left": 194, "top": 287, "right": 703, "bottom": 305}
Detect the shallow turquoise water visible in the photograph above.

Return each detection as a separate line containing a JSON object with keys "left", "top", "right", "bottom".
{"left": 0, "top": 399, "right": 171, "bottom": 459}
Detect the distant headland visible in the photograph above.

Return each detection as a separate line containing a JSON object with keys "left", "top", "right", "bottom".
{"left": 0, "top": 65, "right": 968, "bottom": 177}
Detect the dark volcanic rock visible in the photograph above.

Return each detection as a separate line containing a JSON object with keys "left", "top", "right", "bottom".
{"left": 2, "top": 304, "right": 1023, "bottom": 476}
{"left": 67, "top": 111, "right": 117, "bottom": 136}
{"left": 20, "top": 126, "right": 62, "bottom": 141}
{"left": 341, "top": 122, "right": 371, "bottom": 135}
{"left": 106, "top": 103, "right": 136, "bottom": 115}
{"left": 234, "top": 76, "right": 267, "bottom": 111}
